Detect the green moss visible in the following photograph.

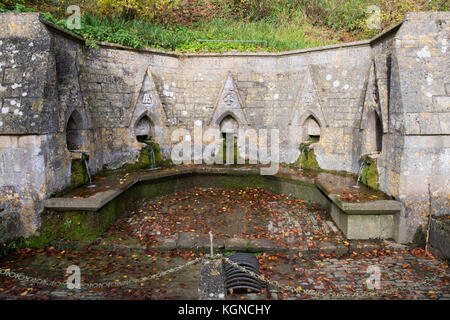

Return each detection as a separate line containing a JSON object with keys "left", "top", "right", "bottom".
{"left": 124, "top": 146, "right": 151, "bottom": 170}
{"left": 4, "top": 171, "right": 325, "bottom": 253}
{"left": 361, "top": 156, "right": 379, "bottom": 190}
{"left": 219, "top": 139, "right": 238, "bottom": 164}
{"left": 70, "top": 155, "right": 89, "bottom": 189}
{"left": 216, "top": 174, "right": 266, "bottom": 190}
{"left": 299, "top": 144, "right": 320, "bottom": 170}
{"left": 123, "top": 141, "right": 163, "bottom": 170}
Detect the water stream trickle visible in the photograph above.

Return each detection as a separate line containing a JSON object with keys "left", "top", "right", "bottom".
{"left": 147, "top": 144, "right": 160, "bottom": 171}
{"left": 353, "top": 161, "right": 366, "bottom": 189}
{"left": 84, "top": 159, "right": 96, "bottom": 189}
{"left": 298, "top": 148, "right": 304, "bottom": 172}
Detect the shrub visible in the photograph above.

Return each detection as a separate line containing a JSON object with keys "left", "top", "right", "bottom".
{"left": 222, "top": 0, "right": 279, "bottom": 22}
{"left": 96, "top": 0, "right": 179, "bottom": 22}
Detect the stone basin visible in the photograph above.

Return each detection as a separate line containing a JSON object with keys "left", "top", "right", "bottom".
{"left": 315, "top": 173, "right": 401, "bottom": 240}
{"left": 40, "top": 166, "right": 402, "bottom": 246}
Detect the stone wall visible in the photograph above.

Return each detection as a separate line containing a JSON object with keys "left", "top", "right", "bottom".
{"left": 0, "top": 12, "right": 448, "bottom": 243}
{"left": 377, "top": 12, "right": 450, "bottom": 242}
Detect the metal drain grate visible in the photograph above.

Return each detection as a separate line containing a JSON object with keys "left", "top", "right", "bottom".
{"left": 224, "top": 253, "right": 267, "bottom": 293}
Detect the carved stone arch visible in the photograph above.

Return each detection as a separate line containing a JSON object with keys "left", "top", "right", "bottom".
{"left": 294, "top": 109, "right": 326, "bottom": 129}
{"left": 210, "top": 72, "right": 249, "bottom": 128}
{"left": 215, "top": 110, "right": 245, "bottom": 129}
{"left": 362, "top": 108, "right": 382, "bottom": 131}
{"left": 134, "top": 113, "right": 155, "bottom": 142}
{"left": 289, "top": 66, "right": 327, "bottom": 127}
{"left": 364, "top": 110, "right": 383, "bottom": 153}
{"left": 288, "top": 109, "right": 324, "bottom": 150}
{"left": 129, "top": 67, "right": 169, "bottom": 146}
{"left": 65, "top": 109, "right": 87, "bottom": 151}
{"left": 360, "top": 61, "right": 383, "bottom": 131}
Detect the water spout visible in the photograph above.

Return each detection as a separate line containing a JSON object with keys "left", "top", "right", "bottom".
{"left": 209, "top": 231, "right": 214, "bottom": 257}
{"left": 147, "top": 143, "right": 160, "bottom": 171}
{"left": 353, "top": 161, "right": 366, "bottom": 189}
{"left": 84, "top": 159, "right": 96, "bottom": 189}
{"left": 298, "top": 148, "right": 304, "bottom": 172}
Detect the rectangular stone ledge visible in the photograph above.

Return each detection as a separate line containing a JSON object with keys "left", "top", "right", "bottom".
{"left": 315, "top": 177, "right": 401, "bottom": 240}
{"left": 330, "top": 203, "right": 398, "bottom": 240}
{"left": 329, "top": 195, "right": 402, "bottom": 215}
{"left": 43, "top": 189, "right": 125, "bottom": 212}
{"left": 328, "top": 198, "right": 400, "bottom": 241}
{"left": 41, "top": 166, "right": 315, "bottom": 213}
{"left": 43, "top": 175, "right": 139, "bottom": 211}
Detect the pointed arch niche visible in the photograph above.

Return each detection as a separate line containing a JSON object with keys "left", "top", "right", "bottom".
{"left": 66, "top": 110, "right": 85, "bottom": 151}
{"left": 365, "top": 111, "right": 383, "bottom": 153}
{"left": 219, "top": 114, "right": 239, "bottom": 136}
{"left": 134, "top": 114, "right": 155, "bottom": 142}
{"left": 303, "top": 115, "right": 321, "bottom": 142}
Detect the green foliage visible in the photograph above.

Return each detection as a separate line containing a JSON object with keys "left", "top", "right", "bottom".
{"left": 96, "top": 0, "right": 179, "bottom": 21}
{"left": 222, "top": 0, "right": 279, "bottom": 22}
{"left": 0, "top": 2, "right": 33, "bottom": 12}
{"left": 64, "top": 219, "right": 73, "bottom": 228}
{"left": 1, "top": 0, "right": 448, "bottom": 52}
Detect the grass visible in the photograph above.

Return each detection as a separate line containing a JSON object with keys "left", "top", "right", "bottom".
{"left": 42, "top": 12, "right": 341, "bottom": 52}
{"left": 0, "top": 0, "right": 448, "bottom": 52}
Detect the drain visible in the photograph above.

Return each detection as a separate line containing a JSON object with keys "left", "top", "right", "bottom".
{"left": 224, "top": 253, "right": 266, "bottom": 293}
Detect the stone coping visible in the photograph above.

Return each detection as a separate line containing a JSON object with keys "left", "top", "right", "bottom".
{"left": 315, "top": 177, "right": 401, "bottom": 215}
{"left": 44, "top": 166, "right": 401, "bottom": 215}
{"left": 328, "top": 195, "right": 401, "bottom": 215}
{"left": 44, "top": 166, "right": 315, "bottom": 211}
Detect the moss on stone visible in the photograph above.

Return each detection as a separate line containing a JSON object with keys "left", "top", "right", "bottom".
{"left": 124, "top": 146, "right": 151, "bottom": 170}
{"left": 299, "top": 144, "right": 320, "bottom": 170}
{"left": 3, "top": 171, "right": 327, "bottom": 253}
{"left": 124, "top": 141, "right": 163, "bottom": 170}
{"left": 70, "top": 155, "right": 89, "bottom": 189}
{"left": 361, "top": 156, "right": 379, "bottom": 190}
{"left": 219, "top": 139, "right": 238, "bottom": 164}
{"left": 216, "top": 174, "right": 266, "bottom": 190}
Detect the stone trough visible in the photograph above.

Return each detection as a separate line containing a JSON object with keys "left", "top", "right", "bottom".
{"left": 41, "top": 166, "right": 403, "bottom": 247}
{"left": 315, "top": 173, "right": 401, "bottom": 240}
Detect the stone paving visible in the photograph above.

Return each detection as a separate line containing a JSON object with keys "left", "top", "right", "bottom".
{"left": 0, "top": 248, "right": 203, "bottom": 300}
{"left": 0, "top": 247, "right": 448, "bottom": 300}
{"left": 250, "top": 251, "right": 449, "bottom": 300}
{"left": 100, "top": 187, "right": 345, "bottom": 253}
{"left": 0, "top": 187, "right": 448, "bottom": 300}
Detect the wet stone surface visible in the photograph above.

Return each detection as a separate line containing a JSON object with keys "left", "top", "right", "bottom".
{"left": 0, "top": 187, "right": 448, "bottom": 300}
{"left": 0, "top": 247, "right": 447, "bottom": 300}
{"left": 315, "top": 172, "right": 390, "bottom": 203}
{"left": 227, "top": 250, "right": 449, "bottom": 300}
{"left": 103, "top": 187, "right": 344, "bottom": 252}
{"left": 0, "top": 248, "right": 202, "bottom": 300}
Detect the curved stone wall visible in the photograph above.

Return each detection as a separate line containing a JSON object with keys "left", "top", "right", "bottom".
{"left": 0, "top": 12, "right": 448, "bottom": 243}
